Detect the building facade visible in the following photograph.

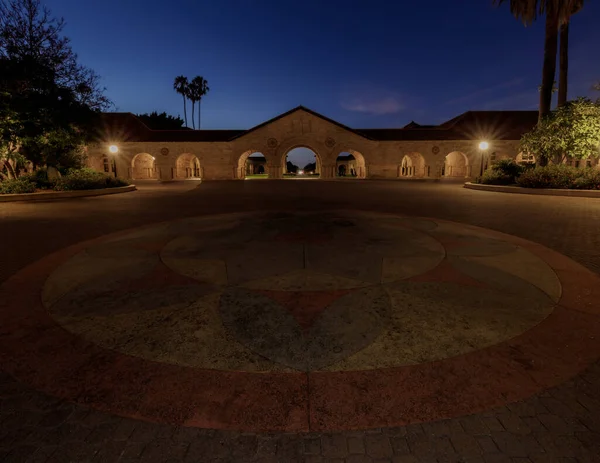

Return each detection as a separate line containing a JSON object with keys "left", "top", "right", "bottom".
{"left": 87, "top": 106, "right": 543, "bottom": 181}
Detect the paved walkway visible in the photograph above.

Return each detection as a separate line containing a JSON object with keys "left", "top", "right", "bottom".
{"left": 1, "top": 180, "right": 600, "bottom": 462}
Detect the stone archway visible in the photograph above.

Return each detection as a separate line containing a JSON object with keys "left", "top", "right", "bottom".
{"left": 399, "top": 152, "right": 426, "bottom": 178}
{"left": 237, "top": 150, "right": 269, "bottom": 179}
{"left": 175, "top": 153, "right": 201, "bottom": 179}
{"left": 443, "top": 151, "right": 469, "bottom": 178}
{"left": 335, "top": 150, "right": 367, "bottom": 178}
{"left": 130, "top": 153, "right": 157, "bottom": 180}
{"left": 280, "top": 145, "right": 322, "bottom": 179}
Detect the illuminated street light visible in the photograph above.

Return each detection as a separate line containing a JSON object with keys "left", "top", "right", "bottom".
{"left": 479, "top": 141, "right": 489, "bottom": 176}
{"left": 108, "top": 145, "right": 119, "bottom": 177}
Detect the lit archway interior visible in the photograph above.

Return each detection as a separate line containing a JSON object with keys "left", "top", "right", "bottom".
{"left": 399, "top": 152, "right": 426, "bottom": 178}
{"left": 241, "top": 152, "right": 268, "bottom": 179}
{"left": 336, "top": 150, "right": 366, "bottom": 178}
{"left": 131, "top": 153, "right": 156, "bottom": 180}
{"left": 516, "top": 152, "right": 536, "bottom": 165}
{"left": 443, "top": 151, "right": 469, "bottom": 178}
{"left": 285, "top": 147, "right": 319, "bottom": 178}
{"left": 175, "top": 153, "right": 201, "bottom": 179}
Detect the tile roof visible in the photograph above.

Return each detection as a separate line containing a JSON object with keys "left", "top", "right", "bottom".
{"left": 96, "top": 109, "right": 538, "bottom": 144}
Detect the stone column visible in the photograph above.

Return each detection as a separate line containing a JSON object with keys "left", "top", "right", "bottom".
{"left": 269, "top": 164, "right": 283, "bottom": 179}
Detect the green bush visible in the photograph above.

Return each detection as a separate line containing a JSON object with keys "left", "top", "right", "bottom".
{"left": 571, "top": 168, "right": 600, "bottom": 190}
{"left": 491, "top": 159, "right": 524, "bottom": 181}
{"left": 0, "top": 178, "right": 37, "bottom": 194}
{"left": 516, "top": 165, "right": 581, "bottom": 189}
{"left": 477, "top": 169, "right": 514, "bottom": 185}
{"left": 20, "top": 168, "right": 56, "bottom": 190}
{"left": 54, "top": 168, "right": 129, "bottom": 191}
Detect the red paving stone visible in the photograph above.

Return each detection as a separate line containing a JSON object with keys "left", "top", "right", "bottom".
{"left": 256, "top": 289, "right": 354, "bottom": 331}
{"left": 1, "top": 181, "right": 600, "bottom": 461}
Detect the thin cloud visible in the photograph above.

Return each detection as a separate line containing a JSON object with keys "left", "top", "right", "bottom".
{"left": 444, "top": 78, "right": 525, "bottom": 106}
{"left": 340, "top": 85, "right": 405, "bottom": 115}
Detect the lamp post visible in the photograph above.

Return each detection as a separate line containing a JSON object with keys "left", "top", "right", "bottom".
{"left": 478, "top": 141, "right": 489, "bottom": 177}
{"left": 108, "top": 145, "right": 119, "bottom": 178}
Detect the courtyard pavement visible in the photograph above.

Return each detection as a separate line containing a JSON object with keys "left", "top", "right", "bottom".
{"left": 1, "top": 179, "right": 600, "bottom": 462}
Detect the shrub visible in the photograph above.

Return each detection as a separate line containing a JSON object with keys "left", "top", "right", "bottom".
{"left": 0, "top": 178, "right": 37, "bottom": 194}
{"left": 516, "top": 165, "right": 580, "bottom": 189}
{"left": 54, "top": 168, "right": 129, "bottom": 191}
{"left": 477, "top": 169, "right": 514, "bottom": 185}
{"left": 571, "top": 168, "right": 600, "bottom": 190}
{"left": 20, "top": 168, "right": 56, "bottom": 190}
{"left": 491, "top": 159, "right": 524, "bottom": 181}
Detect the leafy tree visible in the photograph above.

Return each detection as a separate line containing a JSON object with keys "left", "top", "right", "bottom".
{"left": 173, "top": 76, "right": 189, "bottom": 128}
{"left": 0, "top": 0, "right": 110, "bottom": 111}
{"left": 286, "top": 160, "right": 298, "bottom": 173}
{"left": 0, "top": 0, "right": 110, "bottom": 171}
{"left": 521, "top": 97, "right": 600, "bottom": 165}
{"left": 187, "top": 76, "right": 209, "bottom": 129}
{"left": 304, "top": 162, "right": 316, "bottom": 172}
{"left": 137, "top": 111, "right": 184, "bottom": 130}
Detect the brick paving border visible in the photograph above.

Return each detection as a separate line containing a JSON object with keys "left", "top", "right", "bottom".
{"left": 1, "top": 181, "right": 599, "bottom": 462}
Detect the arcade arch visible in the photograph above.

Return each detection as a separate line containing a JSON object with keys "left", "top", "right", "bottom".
{"left": 335, "top": 150, "right": 366, "bottom": 178}
{"left": 443, "top": 151, "right": 469, "bottom": 178}
{"left": 130, "top": 153, "right": 156, "bottom": 180}
{"left": 398, "top": 152, "right": 426, "bottom": 178}
{"left": 283, "top": 146, "right": 320, "bottom": 178}
{"left": 174, "top": 153, "right": 201, "bottom": 179}
{"left": 236, "top": 151, "right": 268, "bottom": 179}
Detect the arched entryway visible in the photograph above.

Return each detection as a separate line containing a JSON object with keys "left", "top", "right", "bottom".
{"left": 238, "top": 151, "right": 268, "bottom": 179}
{"left": 174, "top": 153, "right": 201, "bottom": 179}
{"left": 443, "top": 151, "right": 469, "bottom": 178}
{"left": 335, "top": 150, "right": 366, "bottom": 178}
{"left": 399, "top": 152, "right": 426, "bottom": 178}
{"left": 130, "top": 153, "right": 157, "bottom": 180}
{"left": 284, "top": 147, "right": 320, "bottom": 178}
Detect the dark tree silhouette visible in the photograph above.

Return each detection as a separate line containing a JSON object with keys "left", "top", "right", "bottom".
{"left": 137, "top": 111, "right": 185, "bottom": 130}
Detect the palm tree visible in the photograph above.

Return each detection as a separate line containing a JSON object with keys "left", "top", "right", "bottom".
{"left": 186, "top": 80, "right": 198, "bottom": 129}
{"left": 558, "top": 1, "right": 584, "bottom": 107}
{"left": 493, "top": 1, "right": 584, "bottom": 121}
{"left": 173, "top": 76, "right": 189, "bottom": 128}
{"left": 190, "top": 76, "right": 210, "bottom": 129}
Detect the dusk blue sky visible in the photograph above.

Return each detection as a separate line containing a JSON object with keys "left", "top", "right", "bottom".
{"left": 45, "top": 0, "right": 600, "bottom": 165}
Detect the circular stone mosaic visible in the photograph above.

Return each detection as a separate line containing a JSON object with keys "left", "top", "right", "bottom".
{"left": 44, "top": 212, "right": 557, "bottom": 372}
{"left": 2, "top": 210, "right": 600, "bottom": 432}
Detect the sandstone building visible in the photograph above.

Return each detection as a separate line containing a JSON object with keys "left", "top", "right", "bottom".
{"left": 87, "top": 106, "right": 541, "bottom": 181}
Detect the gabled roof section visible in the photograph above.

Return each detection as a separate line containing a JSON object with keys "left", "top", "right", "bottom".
{"left": 357, "top": 110, "right": 537, "bottom": 141}
{"left": 94, "top": 112, "right": 152, "bottom": 143}
{"left": 437, "top": 110, "right": 538, "bottom": 140}
{"left": 228, "top": 106, "right": 374, "bottom": 141}
{"left": 95, "top": 108, "right": 538, "bottom": 144}
{"left": 146, "top": 129, "right": 246, "bottom": 142}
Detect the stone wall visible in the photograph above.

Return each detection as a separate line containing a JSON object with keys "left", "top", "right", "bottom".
{"left": 86, "top": 109, "right": 524, "bottom": 181}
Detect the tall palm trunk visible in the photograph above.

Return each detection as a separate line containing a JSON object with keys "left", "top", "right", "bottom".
{"left": 191, "top": 100, "right": 196, "bottom": 129}
{"left": 558, "top": 19, "right": 570, "bottom": 107}
{"left": 538, "top": 5, "right": 559, "bottom": 166}
{"left": 182, "top": 94, "right": 188, "bottom": 127}
{"left": 198, "top": 99, "right": 201, "bottom": 129}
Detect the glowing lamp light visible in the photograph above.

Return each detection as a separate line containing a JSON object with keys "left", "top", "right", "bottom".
{"left": 108, "top": 145, "right": 119, "bottom": 154}
{"left": 298, "top": 170, "right": 304, "bottom": 175}
{"left": 478, "top": 141, "right": 489, "bottom": 151}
